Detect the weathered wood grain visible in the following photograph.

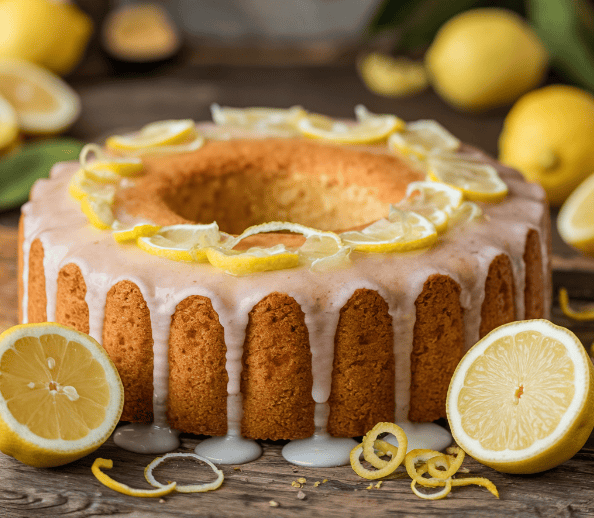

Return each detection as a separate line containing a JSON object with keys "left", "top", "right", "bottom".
{"left": 1, "top": 222, "right": 594, "bottom": 518}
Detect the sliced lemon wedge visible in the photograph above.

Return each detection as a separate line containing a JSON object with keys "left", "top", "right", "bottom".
{"left": 0, "top": 323, "right": 123, "bottom": 467}
{"left": 427, "top": 154, "right": 508, "bottom": 202}
{"left": 137, "top": 223, "right": 228, "bottom": 262}
{"left": 106, "top": 119, "right": 197, "bottom": 152}
{"left": 0, "top": 94, "right": 18, "bottom": 151}
{"left": 389, "top": 120, "right": 460, "bottom": 160}
{"left": 0, "top": 58, "right": 80, "bottom": 134}
{"left": 211, "top": 104, "right": 305, "bottom": 136}
{"left": 340, "top": 210, "right": 437, "bottom": 253}
{"left": 358, "top": 53, "right": 429, "bottom": 98}
{"left": 80, "top": 143, "right": 143, "bottom": 181}
{"left": 557, "top": 172, "right": 594, "bottom": 256}
{"left": 447, "top": 319, "right": 594, "bottom": 474}
{"left": 298, "top": 105, "right": 403, "bottom": 144}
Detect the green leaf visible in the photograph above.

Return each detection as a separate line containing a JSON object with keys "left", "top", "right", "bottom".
{"left": 0, "top": 138, "right": 84, "bottom": 211}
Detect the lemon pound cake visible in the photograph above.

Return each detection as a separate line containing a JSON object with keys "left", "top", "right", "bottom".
{"left": 18, "top": 107, "right": 551, "bottom": 464}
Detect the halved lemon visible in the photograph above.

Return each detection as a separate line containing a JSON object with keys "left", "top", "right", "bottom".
{"left": 358, "top": 53, "right": 429, "bottom": 98}
{"left": 557, "top": 172, "right": 594, "bottom": 256}
{"left": 211, "top": 104, "right": 305, "bottom": 136}
{"left": 137, "top": 223, "right": 228, "bottom": 262}
{"left": 389, "top": 120, "right": 460, "bottom": 160}
{"left": 447, "top": 319, "right": 594, "bottom": 474}
{"left": 0, "top": 94, "right": 18, "bottom": 151}
{"left": 105, "top": 119, "right": 196, "bottom": 152}
{"left": 298, "top": 105, "right": 403, "bottom": 144}
{"left": 0, "top": 323, "right": 124, "bottom": 467}
{"left": 0, "top": 58, "right": 80, "bottom": 134}
{"left": 340, "top": 211, "right": 437, "bottom": 253}
{"left": 428, "top": 154, "right": 508, "bottom": 202}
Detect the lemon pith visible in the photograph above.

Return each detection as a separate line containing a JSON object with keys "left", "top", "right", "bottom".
{"left": 0, "top": 323, "right": 124, "bottom": 467}
{"left": 447, "top": 320, "right": 594, "bottom": 474}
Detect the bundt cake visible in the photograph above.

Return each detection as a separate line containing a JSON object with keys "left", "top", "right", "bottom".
{"left": 17, "top": 108, "right": 551, "bottom": 451}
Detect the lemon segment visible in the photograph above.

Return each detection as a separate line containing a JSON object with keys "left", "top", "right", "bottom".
{"left": 447, "top": 319, "right": 594, "bottom": 474}
{"left": 113, "top": 224, "right": 161, "bottom": 243}
{"left": 358, "top": 53, "right": 429, "bottom": 98}
{"left": 211, "top": 104, "right": 305, "bottom": 136}
{"left": 206, "top": 245, "right": 300, "bottom": 276}
{"left": 298, "top": 106, "right": 403, "bottom": 144}
{"left": 389, "top": 120, "right": 460, "bottom": 160}
{"left": 0, "top": 58, "right": 81, "bottom": 134}
{"left": 0, "top": 94, "right": 18, "bottom": 151}
{"left": 137, "top": 223, "right": 227, "bottom": 262}
{"left": 340, "top": 212, "right": 437, "bottom": 253}
{"left": 105, "top": 119, "right": 197, "bottom": 152}
{"left": 557, "top": 172, "right": 594, "bottom": 256}
{"left": 92, "top": 458, "right": 176, "bottom": 497}
{"left": 0, "top": 323, "right": 123, "bottom": 467}
{"left": 80, "top": 197, "right": 115, "bottom": 230}
{"left": 427, "top": 154, "right": 508, "bottom": 202}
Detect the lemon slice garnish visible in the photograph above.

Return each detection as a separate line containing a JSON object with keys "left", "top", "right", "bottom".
{"left": 448, "top": 200, "right": 484, "bottom": 227}
{"left": 559, "top": 288, "right": 594, "bottom": 321}
{"left": 80, "top": 143, "right": 143, "bottom": 181}
{"left": 0, "top": 323, "right": 123, "bottom": 467}
{"left": 80, "top": 196, "right": 115, "bottom": 230}
{"left": 358, "top": 53, "right": 429, "bottom": 98}
{"left": 298, "top": 105, "right": 403, "bottom": 144}
{"left": 92, "top": 458, "right": 176, "bottom": 497}
{"left": 0, "top": 94, "right": 18, "bottom": 151}
{"left": 0, "top": 58, "right": 80, "bottom": 134}
{"left": 211, "top": 104, "right": 305, "bottom": 136}
{"left": 340, "top": 211, "right": 437, "bottom": 253}
{"left": 113, "top": 223, "right": 161, "bottom": 243}
{"left": 106, "top": 119, "right": 197, "bottom": 152}
{"left": 557, "top": 172, "right": 594, "bottom": 256}
{"left": 206, "top": 244, "right": 300, "bottom": 276}
{"left": 389, "top": 120, "right": 460, "bottom": 160}
{"left": 137, "top": 223, "right": 228, "bottom": 262}
{"left": 447, "top": 319, "right": 594, "bottom": 474}
{"left": 68, "top": 169, "right": 117, "bottom": 202}
{"left": 427, "top": 154, "right": 508, "bottom": 202}
{"left": 144, "top": 452, "right": 224, "bottom": 493}
{"left": 124, "top": 134, "right": 205, "bottom": 157}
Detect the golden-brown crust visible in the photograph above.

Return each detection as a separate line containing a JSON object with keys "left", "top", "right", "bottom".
{"left": 479, "top": 254, "right": 515, "bottom": 338}
{"left": 241, "top": 292, "right": 315, "bottom": 440}
{"left": 524, "top": 229, "right": 544, "bottom": 319}
{"left": 102, "top": 280, "right": 154, "bottom": 423}
{"left": 55, "top": 263, "right": 90, "bottom": 334}
{"left": 27, "top": 238, "right": 47, "bottom": 323}
{"left": 167, "top": 296, "right": 228, "bottom": 436}
{"left": 409, "top": 274, "right": 464, "bottom": 422}
{"left": 17, "top": 216, "right": 24, "bottom": 324}
{"left": 327, "top": 289, "right": 394, "bottom": 437}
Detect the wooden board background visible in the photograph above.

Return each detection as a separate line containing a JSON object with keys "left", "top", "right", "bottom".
{"left": 1, "top": 224, "right": 594, "bottom": 517}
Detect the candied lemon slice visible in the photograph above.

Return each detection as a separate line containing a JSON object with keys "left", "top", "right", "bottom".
{"left": 92, "top": 458, "right": 176, "bottom": 497}
{"left": 559, "top": 288, "right": 594, "bottom": 321}
{"left": 80, "top": 143, "right": 143, "bottom": 180}
{"left": 447, "top": 319, "right": 594, "bottom": 474}
{"left": 340, "top": 211, "right": 437, "bottom": 253}
{"left": 389, "top": 120, "right": 460, "bottom": 160}
{"left": 298, "top": 105, "right": 403, "bottom": 144}
{"left": 137, "top": 223, "right": 228, "bottom": 262}
{"left": 211, "top": 104, "right": 305, "bottom": 136}
{"left": 557, "top": 172, "right": 594, "bottom": 256}
{"left": 428, "top": 154, "right": 508, "bottom": 202}
{"left": 113, "top": 223, "right": 161, "bottom": 243}
{"left": 68, "top": 169, "right": 117, "bottom": 202}
{"left": 80, "top": 196, "right": 115, "bottom": 230}
{"left": 106, "top": 119, "right": 196, "bottom": 151}
{"left": 0, "top": 58, "right": 80, "bottom": 134}
{"left": 145, "top": 452, "right": 224, "bottom": 493}
{"left": 0, "top": 94, "right": 18, "bottom": 151}
{"left": 206, "top": 244, "right": 300, "bottom": 276}
{"left": 358, "top": 53, "right": 429, "bottom": 98}
{"left": 0, "top": 323, "right": 123, "bottom": 467}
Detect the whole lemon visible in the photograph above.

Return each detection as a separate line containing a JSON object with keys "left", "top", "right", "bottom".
{"left": 498, "top": 85, "right": 594, "bottom": 206}
{"left": 425, "top": 8, "right": 548, "bottom": 112}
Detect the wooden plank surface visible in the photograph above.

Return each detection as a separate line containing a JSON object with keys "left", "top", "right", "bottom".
{"left": 2, "top": 225, "right": 594, "bottom": 517}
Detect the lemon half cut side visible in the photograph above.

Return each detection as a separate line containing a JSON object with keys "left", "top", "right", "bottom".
{"left": 447, "top": 319, "right": 594, "bottom": 474}
{"left": 0, "top": 323, "right": 124, "bottom": 467}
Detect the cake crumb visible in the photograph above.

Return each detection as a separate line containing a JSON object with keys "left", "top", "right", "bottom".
{"left": 291, "top": 466, "right": 299, "bottom": 472}
{"left": 313, "top": 481, "right": 321, "bottom": 487}
{"left": 297, "top": 491, "right": 306, "bottom": 500}
{"left": 233, "top": 466, "right": 242, "bottom": 471}
{"left": 297, "top": 477, "right": 306, "bottom": 484}
{"left": 159, "top": 499, "right": 166, "bottom": 503}
{"left": 291, "top": 481, "right": 302, "bottom": 488}
{"left": 269, "top": 500, "right": 279, "bottom": 507}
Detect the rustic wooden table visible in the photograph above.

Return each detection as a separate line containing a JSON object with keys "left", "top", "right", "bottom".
{"left": 1, "top": 60, "right": 594, "bottom": 517}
